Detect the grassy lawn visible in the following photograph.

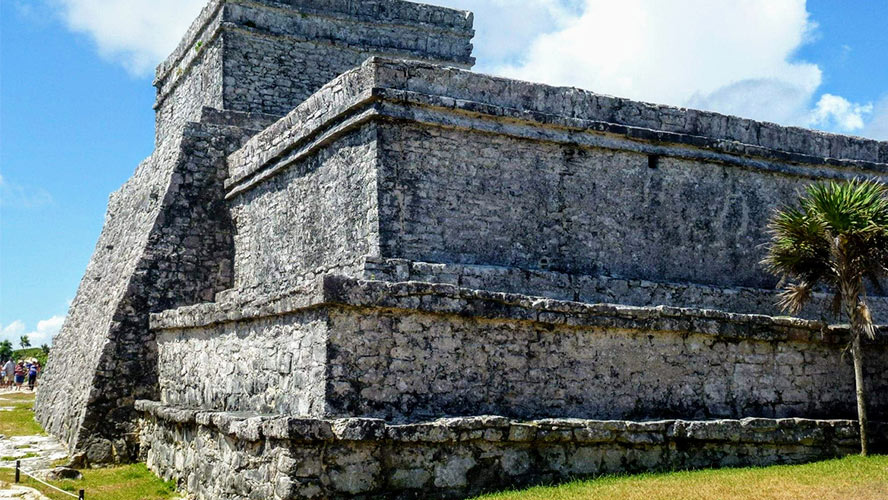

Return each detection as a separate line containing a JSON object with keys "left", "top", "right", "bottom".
{"left": 0, "top": 392, "right": 45, "bottom": 436}
{"left": 0, "top": 392, "right": 178, "bottom": 500}
{"left": 0, "top": 464, "right": 177, "bottom": 500}
{"left": 474, "top": 455, "right": 888, "bottom": 500}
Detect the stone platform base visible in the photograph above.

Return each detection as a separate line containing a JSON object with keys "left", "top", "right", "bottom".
{"left": 136, "top": 401, "right": 884, "bottom": 500}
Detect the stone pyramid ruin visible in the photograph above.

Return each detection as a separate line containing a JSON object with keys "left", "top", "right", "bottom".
{"left": 36, "top": 0, "right": 888, "bottom": 498}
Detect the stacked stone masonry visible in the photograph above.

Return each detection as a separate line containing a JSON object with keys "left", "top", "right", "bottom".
{"left": 36, "top": 115, "right": 270, "bottom": 462}
{"left": 136, "top": 400, "right": 888, "bottom": 500}
{"left": 35, "top": 0, "right": 888, "bottom": 498}
{"left": 38, "top": 0, "right": 475, "bottom": 464}
{"left": 225, "top": 57, "right": 888, "bottom": 314}
{"left": 152, "top": 277, "right": 888, "bottom": 423}
{"left": 153, "top": 0, "right": 474, "bottom": 144}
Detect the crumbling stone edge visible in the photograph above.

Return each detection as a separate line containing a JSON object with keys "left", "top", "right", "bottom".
{"left": 136, "top": 399, "right": 888, "bottom": 499}
{"left": 135, "top": 399, "right": 883, "bottom": 446}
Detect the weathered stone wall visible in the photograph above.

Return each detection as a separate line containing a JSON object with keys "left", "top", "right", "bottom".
{"left": 49, "top": 6, "right": 888, "bottom": 491}
{"left": 42, "top": 1, "right": 475, "bottom": 462}
{"left": 153, "top": 0, "right": 474, "bottom": 145}
{"left": 150, "top": 277, "right": 888, "bottom": 424}
{"left": 136, "top": 400, "right": 887, "bottom": 500}
{"left": 324, "top": 306, "right": 887, "bottom": 422}
{"left": 229, "top": 123, "right": 380, "bottom": 293}
{"left": 229, "top": 58, "right": 888, "bottom": 189}
{"left": 376, "top": 123, "right": 793, "bottom": 289}
{"left": 158, "top": 310, "right": 328, "bottom": 416}
{"left": 36, "top": 138, "right": 183, "bottom": 458}
{"left": 36, "top": 113, "right": 269, "bottom": 462}
{"left": 226, "top": 58, "right": 888, "bottom": 316}
{"left": 153, "top": 44, "right": 225, "bottom": 149}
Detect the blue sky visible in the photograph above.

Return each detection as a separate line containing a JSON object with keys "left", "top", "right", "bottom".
{"left": 1, "top": 0, "right": 887, "bottom": 346}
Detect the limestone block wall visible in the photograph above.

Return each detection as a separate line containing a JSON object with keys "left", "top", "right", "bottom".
{"left": 150, "top": 278, "right": 888, "bottom": 424}
{"left": 136, "top": 402, "right": 888, "bottom": 500}
{"left": 36, "top": 139, "right": 183, "bottom": 460}
{"left": 153, "top": 34, "right": 225, "bottom": 147}
{"left": 226, "top": 58, "right": 888, "bottom": 315}
{"left": 376, "top": 123, "right": 795, "bottom": 289}
{"left": 229, "top": 124, "right": 380, "bottom": 293}
{"left": 324, "top": 305, "right": 888, "bottom": 422}
{"left": 367, "top": 83, "right": 887, "bottom": 293}
{"left": 36, "top": 113, "right": 269, "bottom": 462}
{"left": 153, "top": 0, "right": 474, "bottom": 145}
{"left": 158, "top": 310, "right": 328, "bottom": 416}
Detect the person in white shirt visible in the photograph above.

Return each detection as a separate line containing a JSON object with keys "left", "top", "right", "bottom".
{"left": 1, "top": 360, "right": 14, "bottom": 388}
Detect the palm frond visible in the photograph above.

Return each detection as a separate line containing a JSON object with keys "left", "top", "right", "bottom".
{"left": 764, "top": 178, "right": 888, "bottom": 319}
{"left": 777, "top": 282, "right": 813, "bottom": 315}
{"left": 804, "top": 178, "right": 888, "bottom": 233}
{"left": 859, "top": 302, "right": 876, "bottom": 340}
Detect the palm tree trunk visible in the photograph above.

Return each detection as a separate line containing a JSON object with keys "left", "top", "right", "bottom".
{"left": 841, "top": 269, "right": 869, "bottom": 456}
{"left": 851, "top": 331, "right": 869, "bottom": 456}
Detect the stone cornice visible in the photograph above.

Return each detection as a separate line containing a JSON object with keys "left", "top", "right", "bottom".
{"left": 148, "top": 275, "right": 888, "bottom": 344}
{"left": 225, "top": 58, "right": 888, "bottom": 199}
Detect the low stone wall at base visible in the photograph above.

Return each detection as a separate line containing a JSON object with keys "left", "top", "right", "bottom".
{"left": 136, "top": 400, "right": 884, "bottom": 500}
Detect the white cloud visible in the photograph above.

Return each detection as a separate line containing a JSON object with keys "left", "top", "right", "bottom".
{"left": 863, "top": 96, "right": 888, "bottom": 140}
{"left": 435, "top": 0, "right": 583, "bottom": 71}
{"left": 33, "top": 317, "right": 66, "bottom": 343}
{"left": 809, "top": 94, "right": 873, "bottom": 132}
{"left": 0, "top": 316, "right": 66, "bottom": 348}
{"left": 688, "top": 79, "right": 816, "bottom": 127}
{"left": 1, "top": 321, "right": 26, "bottom": 339}
{"left": 491, "top": 0, "right": 836, "bottom": 128}
{"left": 497, "top": 1, "right": 820, "bottom": 100}
{"left": 42, "top": 0, "right": 886, "bottom": 136}
{"left": 0, "top": 174, "right": 53, "bottom": 209}
{"left": 49, "top": 0, "right": 205, "bottom": 75}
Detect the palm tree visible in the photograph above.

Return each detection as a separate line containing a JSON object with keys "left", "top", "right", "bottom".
{"left": 763, "top": 178, "right": 888, "bottom": 456}
{"left": 0, "top": 340, "right": 12, "bottom": 361}
{"left": 19, "top": 335, "right": 31, "bottom": 349}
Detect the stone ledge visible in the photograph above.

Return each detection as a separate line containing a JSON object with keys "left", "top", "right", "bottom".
{"left": 360, "top": 257, "right": 888, "bottom": 321}
{"left": 149, "top": 274, "right": 887, "bottom": 344}
{"left": 136, "top": 400, "right": 880, "bottom": 448}
{"left": 198, "top": 107, "right": 281, "bottom": 131}
{"left": 141, "top": 402, "right": 887, "bottom": 499}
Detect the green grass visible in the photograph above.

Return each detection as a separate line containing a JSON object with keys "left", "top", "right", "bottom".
{"left": 0, "top": 392, "right": 40, "bottom": 402}
{"left": 473, "top": 455, "right": 888, "bottom": 500}
{"left": 0, "top": 394, "right": 45, "bottom": 437}
{"left": 0, "top": 464, "right": 178, "bottom": 500}
{"left": 1, "top": 453, "right": 38, "bottom": 461}
{"left": 0, "top": 392, "right": 178, "bottom": 500}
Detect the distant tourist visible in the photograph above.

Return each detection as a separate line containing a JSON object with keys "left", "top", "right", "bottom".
{"left": 27, "top": 362, "right": 40, "bottom": 391}
{"left": 13, "top": 361, "right": 26, "bottom": 391}
{"left": 0, "top": 359, "right": 11, "bottom": 388}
